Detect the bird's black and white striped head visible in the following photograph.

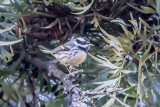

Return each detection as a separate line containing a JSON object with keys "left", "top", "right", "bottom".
{"left": 74, "top": 37, "right": 94, "bottom": 51}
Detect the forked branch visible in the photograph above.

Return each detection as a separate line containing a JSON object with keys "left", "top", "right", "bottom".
{"left": 27, "top": 55, "right": 130, "bottom": 107}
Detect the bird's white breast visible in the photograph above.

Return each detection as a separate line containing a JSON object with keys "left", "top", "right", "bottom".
{"left": 69, "top": 49, "right": 87, "bottom": 66}
{"left": 54, "top": 46, "right": 87, "bottom": 66}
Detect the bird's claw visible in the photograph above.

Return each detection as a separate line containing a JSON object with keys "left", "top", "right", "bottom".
{"left": 65, "top": 66, "right": 84, "bottom": 80}
{"left": 73, "top": 69, "right": 84, "bottom": 75}
{"left": 70, "top": 72, "right": 75, "bottom": 77}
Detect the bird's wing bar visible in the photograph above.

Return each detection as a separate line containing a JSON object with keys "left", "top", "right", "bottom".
{"left": 51, "top": 39, "right": 76, "bottom": 54}
{"left": 51, "top": 45, "right": 71, "bottom": 54}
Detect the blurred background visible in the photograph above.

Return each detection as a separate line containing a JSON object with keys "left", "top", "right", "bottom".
{"left": 0, "top": 0, "right": 160, "bottom": 106}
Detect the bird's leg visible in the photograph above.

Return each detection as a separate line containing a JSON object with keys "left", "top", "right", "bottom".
{"left": 69, "top": 65, "right": 83, "bottom": 72}
{"left": 68, "top": 65, "right": 75, "bottom": 72}
{"left": 69, "top": 65, "right": 84, "bottom": 75}
{"left": 65, "top": 65, "right": 84, "bottom": 80}
{"left": 69, "top": 66, "right": 77, "bottom": 71}
{"left": 65, "top": 66, "right": 75, "bottom": 79}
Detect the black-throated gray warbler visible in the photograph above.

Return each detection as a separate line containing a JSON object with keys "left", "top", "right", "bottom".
{"left": 41, "top": 37, "right": 94, "bottom": 70}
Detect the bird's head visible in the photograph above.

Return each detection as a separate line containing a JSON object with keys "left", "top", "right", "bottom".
{"left": 74, "top": 37, "right": 94, "bottom": 51}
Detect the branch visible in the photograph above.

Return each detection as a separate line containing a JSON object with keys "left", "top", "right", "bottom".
{"left": 82, "top": 88, "right": 130, "bottom": 107}
{"left": 2, "top": 98, "right": 13, "bottom": 107}
{"left": 27, "top": 55, "right": 130, "bottom": 107}
{"left": 26, "top": 74, "right": 38, "bottom": 107}
{"left": 34, "top": 12, "right": 56, "bottom": 18}
{"left": 47, "top": 61, "right": 88, "bottom": 107}
{"left": 27, "top": 55, "right": 88, "bottom": 107}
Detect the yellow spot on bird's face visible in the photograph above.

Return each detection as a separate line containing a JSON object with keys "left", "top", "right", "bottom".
{"left": 86, "top": 41, "right": 89, "bottom": 44}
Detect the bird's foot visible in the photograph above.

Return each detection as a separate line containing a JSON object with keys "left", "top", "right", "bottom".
{"left": 72, "top": 69, "right": 84, "bottom": 75}
{"left": 68, "top": 65, "right": 76, "bottom": 72}
{"left": 65, "top": 66, "right": 84, "bottom": 80}
{"left": 69, "top": 66, "right": 83, "bottom": 73}
{"left": 69, "top": 71, "right": 75, "bottom": 77}
{"left": 65, "top": 69, "right": 84, "bottom": 80}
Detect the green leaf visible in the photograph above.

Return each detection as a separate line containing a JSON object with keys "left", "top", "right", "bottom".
{"left": 0, "top": 12, "right": 21, "bottom": 18}
{"left": 111, "top": 18, "right": 126, "bottom": 26}
{"left": 128, "top": 4, "right": 157, "bottom": 14}
{"left": 111, "top": 18, "right": 129, "bottom": 37}
{"left": 123, "top": 94, "right": 129, "bottom": 104}
{"left": 88, "top": 53, "right": 120, "bottom": 69}
{"left": 0, "top": 25, "right": 15, "bottom": 33}
{"left": 71, "top": 0, "right": 94, "bottom": 15}
{"left": 0, "top": 39, "right": 23, "bottom": 46}
{"left": 2, "top": 79, "right": 25, "bottom": 106}
{"left": 121, "top": 70, "right": 135, "bottom": 74}
{"left": 118, "top": 36, "right": 131, "bottom": 45}
{"left": 129, "top": 19, "right": 138, "bottom": 34}
{"left": 99, "top": 26, "right": 124, "bottom": 52}
{"left": 48, "top": 98, "right": 64, "bottom": 107}
{"left": 41, "top": 18, "right": 59, "bottom": 29}
{"left": 142, "top": 40, "right": 153, "bottom": 61}
{"left": 152, "top": 25, "right": 160, "bottom": 29}
{"left": 102, "top": 93, "right": 116, "bottom": 107}
{"left": 0, "top": 47, "right": 13, "bottom": 62}
{"left": 18, "top": 73, "right": 27, "bottom": 91}
{"left": 156, "top": 0, "right": 160, "bottom": 15}
{"left": 12, "top": 0, "right": 24, "bottom": 13}
{"left": 93, "top": 78, "right": 119, "bottom": 91}
{"left": 44, "top": 0, "right": 53, "bottom": 6}
{"left": 139, "top": 17, "right": 150, "bottom": 28}
{"left": 147, "top": 0, "right": 156, "bottom": 8}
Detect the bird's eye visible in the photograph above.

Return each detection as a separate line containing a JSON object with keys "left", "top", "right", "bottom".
{"left": 76, "top": 39, "right": 85, "bottom": 45}
{"left": 86, "top": 41, "right": 89, "bottom": 44}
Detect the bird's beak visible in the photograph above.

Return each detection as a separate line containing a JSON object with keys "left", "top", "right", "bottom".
{"left": 89, "top": 43, "right": 94, "bottom": 46}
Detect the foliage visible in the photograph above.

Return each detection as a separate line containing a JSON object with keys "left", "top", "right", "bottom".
{"left": 0, "top": 0, "right": 160, "bottom": 107}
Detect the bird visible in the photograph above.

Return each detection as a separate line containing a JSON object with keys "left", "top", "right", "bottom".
{"left": 40, "top": 37, "right": 94, "bottom": 73}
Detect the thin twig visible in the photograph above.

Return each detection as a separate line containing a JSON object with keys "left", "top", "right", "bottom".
{"left": 80, "top": 18, "right": 86, "bottom": 35}
{"left": 72, "top": 69, "right": 84, "bottom": 75}
{"left": 26, "top": 75, "right": 38, "bottom": 107}
{"left": 27, "top": 55, "right": 130, "bottom": 107}
{"left": 84, "top": 97, "right": 96, "bottom": 107}
{"left": 2, "top": 98, "right": 13, "bottom": 107}
{"left": 34, "top": 12, "right": 56, "bottom": 18}
{"left": 69, "top": 84, "right": 79, "bottom": 93}
{"left": 72, "top": 20, "right": 80, "bottom": 32}
{"left": 106, "top": 88, "right": 123, "bottom": 93}
{"left": 65, "top": 17, "right": 72, "bottom": 31}
{"left": 83, "top": 90, "right": 130, "bottom": 107}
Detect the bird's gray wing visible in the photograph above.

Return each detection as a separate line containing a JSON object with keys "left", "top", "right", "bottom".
{"left": 51, "top": 39, "right": 76, "bottom": 54}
